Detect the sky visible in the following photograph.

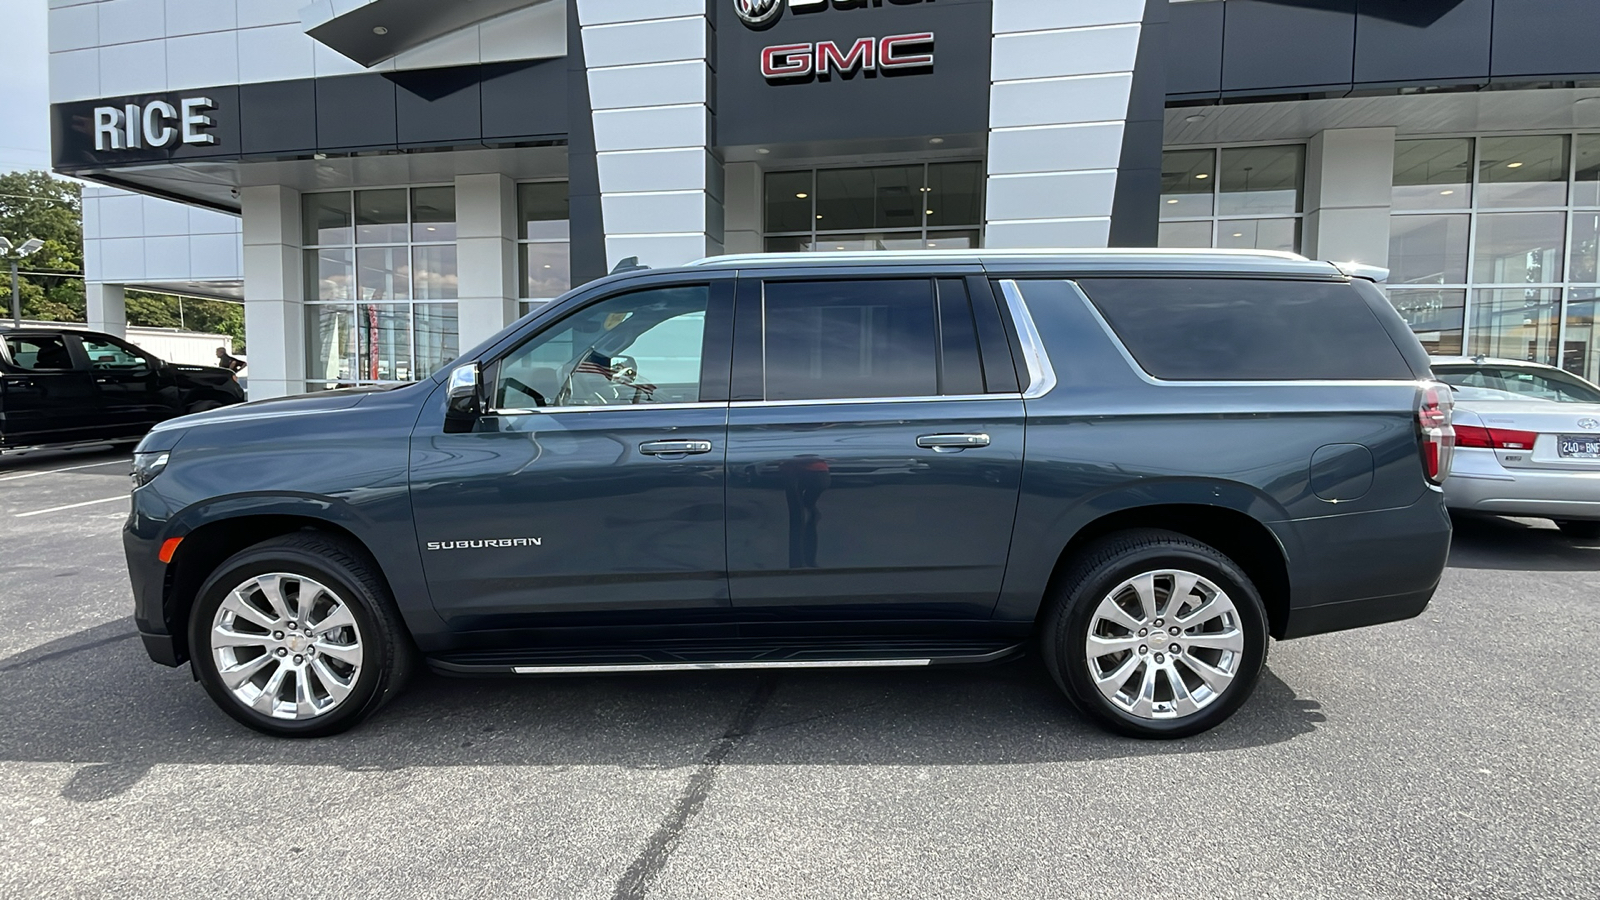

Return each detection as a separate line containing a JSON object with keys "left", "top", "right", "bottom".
{"left": 0, "top": 0, "right": 52, "bottom": 175}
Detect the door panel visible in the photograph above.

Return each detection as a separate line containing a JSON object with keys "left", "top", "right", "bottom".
{"left": 725, "top": 276, "right": 1025, "bottom": 620}
{"left": 0, "top": 334, "right": 99, "bottom": 446}
{"left": 726, "top": 398, "right": 1025, "bottom": 618}
{"left": 76, "top": 334, "right": 173, "bottom": 435}
{"left": 408, "top": 280, "right": 735, "bottom": 635}
{"left": 411, "top": 406, "right": 730, "bottom": 631}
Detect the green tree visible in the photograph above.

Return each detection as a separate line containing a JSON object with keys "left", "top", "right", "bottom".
{"left": 0, "top": 170, "right": 85, "bottom": 323}
{"left": 126, "top": 291, "right": 246, "bottom": 350}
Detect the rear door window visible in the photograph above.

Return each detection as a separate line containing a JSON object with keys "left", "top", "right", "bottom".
{"left": 761, "top": 279, "right": 940, "bottom": 401}
{"left": 3, "top": 335, "right": 75, "bottom": 371}
{"left": 1076, "top": 278, "right": 1414, "bottom": 381}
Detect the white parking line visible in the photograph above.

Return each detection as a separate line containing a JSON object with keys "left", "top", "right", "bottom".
{"left": 14, "top": 496, "right": 128, "bottom": 518}
{"left": 0, "top": 459, "right": 131, "bottom": 483}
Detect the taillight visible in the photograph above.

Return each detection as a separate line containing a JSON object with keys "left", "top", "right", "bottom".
{"left": 1418, "top": 382, "right": 1455, "bottom": 485}
{"left": 1454, "top": 424, "right": 1539, "bottom": 451}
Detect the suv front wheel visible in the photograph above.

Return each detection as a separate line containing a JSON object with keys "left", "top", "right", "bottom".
{"left": 1042, "top": 529, "right": 1268, "bottom": 739}
{"left": 188, "top": 533, "right": 414, "bottom": 737}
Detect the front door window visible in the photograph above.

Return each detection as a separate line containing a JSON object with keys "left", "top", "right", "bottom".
{"left": 494, "top": 286, "right": 710, "bottom": 409}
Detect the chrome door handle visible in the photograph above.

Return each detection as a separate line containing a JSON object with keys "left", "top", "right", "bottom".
{"left": 640, "top": 440, "right": 713, "bottom": 456}
{"left": 916, "top": 433, "right": 991, "bottom": 452}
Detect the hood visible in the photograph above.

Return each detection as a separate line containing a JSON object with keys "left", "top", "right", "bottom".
{"left": 148, "top": 388, "right": 379, "bottom": 435}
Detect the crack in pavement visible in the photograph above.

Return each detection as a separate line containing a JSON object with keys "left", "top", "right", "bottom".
{"left": 611, "top": 675, "right": 779, "bottom": 900}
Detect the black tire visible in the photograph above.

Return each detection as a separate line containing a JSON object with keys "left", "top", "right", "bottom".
{"left": 188, "top": 532, "right": 415, "bottom": 737}
{"left": 1555, "top": 519, "right": 1600, "bottom": 540}
{"left": 1040, "top": 529, "right": 1269, "bottom": 739}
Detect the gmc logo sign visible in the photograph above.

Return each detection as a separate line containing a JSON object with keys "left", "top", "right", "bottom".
{"left": 762, "top": 33, "right": 934, "bottom": 80}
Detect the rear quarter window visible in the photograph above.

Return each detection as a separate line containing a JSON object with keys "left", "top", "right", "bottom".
{"left": 1075, "top": 277, "right": 1415, "bottom": 381}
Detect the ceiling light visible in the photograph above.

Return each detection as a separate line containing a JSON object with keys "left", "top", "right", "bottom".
{"left": 926, "top": 210, "right": 934, "bottom": 215}
{"left": 1232, "top": 233, "right": 1243, "bottom": 238}
{"left": 816, "top": 215, "right": 823, "bottom": 219}
{"left": 757, "top": 148, "right": 770, "bottom": 155}
{"left": 1166, "top": 199, "right": 1179, "bottom": 204}
{"left": 1507, "top": 161, "right": 1524, "bottom": 168}
{"left": 1184, "top": 114, "right": 1206, "bottom": 124}
{"left": 373, "top": 25, "right": 388, "bottom": 34}
{"left": 426, "top": 226, "right": 436, "bottom": 231}
{"left": 929, "top": 137, "right": 945, "bottom": 145}
{"left": 1194, "top": 173, "right": 1209, "bottom": 179}
{"left": 1440, "top": 189, "right": 1455, "bottom": 195}
{"left": 920, "top": 187, "right": 932, "bottom": 192}
{"left": 796, "top": 192, "right": 808, "bottom": 199}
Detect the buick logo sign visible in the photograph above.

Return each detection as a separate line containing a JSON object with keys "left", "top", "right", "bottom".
{"left": 735, "top": 0, "right": 783, "bottom": 27}
{"left": 1580, "top": 418, "right": 1600, "bottom": 430}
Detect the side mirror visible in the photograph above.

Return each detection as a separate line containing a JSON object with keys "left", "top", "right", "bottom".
{"left": 445, "top": 364, "right": 481, "bottom": 432}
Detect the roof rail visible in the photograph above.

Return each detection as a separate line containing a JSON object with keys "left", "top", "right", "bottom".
{"left": 688, "top": 247, "right": 1312, "bottom": 268}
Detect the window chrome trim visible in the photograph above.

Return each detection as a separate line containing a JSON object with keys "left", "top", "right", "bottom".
{"left": 486, "top": 401, "right": 729, "bottom": 417}
{"left": 730, "top": 393, "right": 1022, "bottom": 409}
{"left": 996, "top": 279, "right": 1059, "bottom": 400}
{"left": 1065, "top": 277, "right": 1428, "bottom": 390}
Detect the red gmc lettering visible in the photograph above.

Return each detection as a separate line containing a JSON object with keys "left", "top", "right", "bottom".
{"left": 761, "top": 33, "right": 933, "bottom": 80}
{"left": 762, "top": 43, "right": 814, "bottom": 78}
{"left": 878, "top": 32, "right": 934, "bottom": 69}
{"left": 816, "top": 37, "right": 876, "bottom": 74}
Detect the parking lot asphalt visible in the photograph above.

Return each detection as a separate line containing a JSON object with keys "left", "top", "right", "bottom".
{"left": 0, "top": 446, "right": 1595, "bottom": 899}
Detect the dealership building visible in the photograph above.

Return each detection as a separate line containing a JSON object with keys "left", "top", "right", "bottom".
{"left": 45, "top": 0, "right": 1600, "bottom": 396}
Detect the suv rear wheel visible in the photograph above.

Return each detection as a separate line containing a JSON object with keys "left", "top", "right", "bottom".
{"left": 188, "top": 533, "right": 414, "bottom": 737}
{"left": 1041, "top": 529, "right": 1268, "bottom": 738}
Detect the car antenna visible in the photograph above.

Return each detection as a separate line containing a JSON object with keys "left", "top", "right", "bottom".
{"left": 611, "top": 256, "right": 649, "bottom": 274}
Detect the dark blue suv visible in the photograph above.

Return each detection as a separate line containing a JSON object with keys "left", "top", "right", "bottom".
{"left": 124, "top": 250, "right": 1454, "bottom": 739}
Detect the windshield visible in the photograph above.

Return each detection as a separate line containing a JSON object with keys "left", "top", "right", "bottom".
{"left": 1432, "top": 365, "right": 1600, "bottom": 403}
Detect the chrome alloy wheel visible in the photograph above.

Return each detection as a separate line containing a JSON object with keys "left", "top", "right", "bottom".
{"left": 1084, "top": 569, "right": 1245, "bottom": 720}
{"left": 209, "top": 573, "right": 364, "bottom": 720}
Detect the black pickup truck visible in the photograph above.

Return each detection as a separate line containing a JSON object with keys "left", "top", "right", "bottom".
{"left": 0, "top": 326, "right": 244, "bottom": 452}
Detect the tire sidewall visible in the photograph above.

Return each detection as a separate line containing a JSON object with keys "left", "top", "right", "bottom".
{"left": 189, "top": 543, "right": 389, "bottom": 737}
{"left": 1052, "top": 542, "right": 1268, "bottom": 739}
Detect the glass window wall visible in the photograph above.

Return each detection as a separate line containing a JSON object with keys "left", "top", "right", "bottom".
{"left": 763, "top": 162, "right": 984, "bottom": 251}
{"left": 518, "top": 181, "right": 571, "bottom": 317}
{"left": 1158, "top": 145, "right": 1304, "bottom": 253}
{"left": 1389, "top": 134, "right": 1600, "bottom": 386}
{"left": 303, "top": 188, "right": 458, "bottom": 389}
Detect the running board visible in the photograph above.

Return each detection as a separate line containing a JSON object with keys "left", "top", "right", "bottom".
{"left": 428, "top": 640, "right": 1022, "bottom": 676}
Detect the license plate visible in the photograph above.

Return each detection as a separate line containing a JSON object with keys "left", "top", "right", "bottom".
{"left": 1558, "top": 435, "right": 1600, "bottom": 459}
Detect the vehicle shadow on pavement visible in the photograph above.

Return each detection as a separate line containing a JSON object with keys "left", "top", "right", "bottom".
{"left": 2, "top": 620, "right": 1324, "bottom": 802}
{"left": 0, "top": 444, "right": 129, "bottom": 473}
{"left": 1447, "top": 513, "right": 1600, "bottom": 572}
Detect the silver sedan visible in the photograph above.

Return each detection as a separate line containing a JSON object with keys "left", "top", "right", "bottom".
{"left": 1431, "top": 356, "right": 1600, "bottom": 538}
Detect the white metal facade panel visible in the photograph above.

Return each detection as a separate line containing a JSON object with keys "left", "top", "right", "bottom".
{"left": 985, "top": 0, "right": 1147, "bottom": 249}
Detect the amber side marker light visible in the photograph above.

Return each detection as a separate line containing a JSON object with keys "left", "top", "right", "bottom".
{"left": 158, "top": 537, "right": 184, "bottom": 564}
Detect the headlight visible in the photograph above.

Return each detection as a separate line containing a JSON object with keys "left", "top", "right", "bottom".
{"left": 131, "top": 451, "right": 170, "bottom": 488}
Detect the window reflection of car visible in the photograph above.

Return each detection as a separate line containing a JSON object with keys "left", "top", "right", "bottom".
{"left": 0, "top": 327, "right": 245, "bottom": 452}
{"left": 1431, "top": 356, "right": 1600, "bottom": 539}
